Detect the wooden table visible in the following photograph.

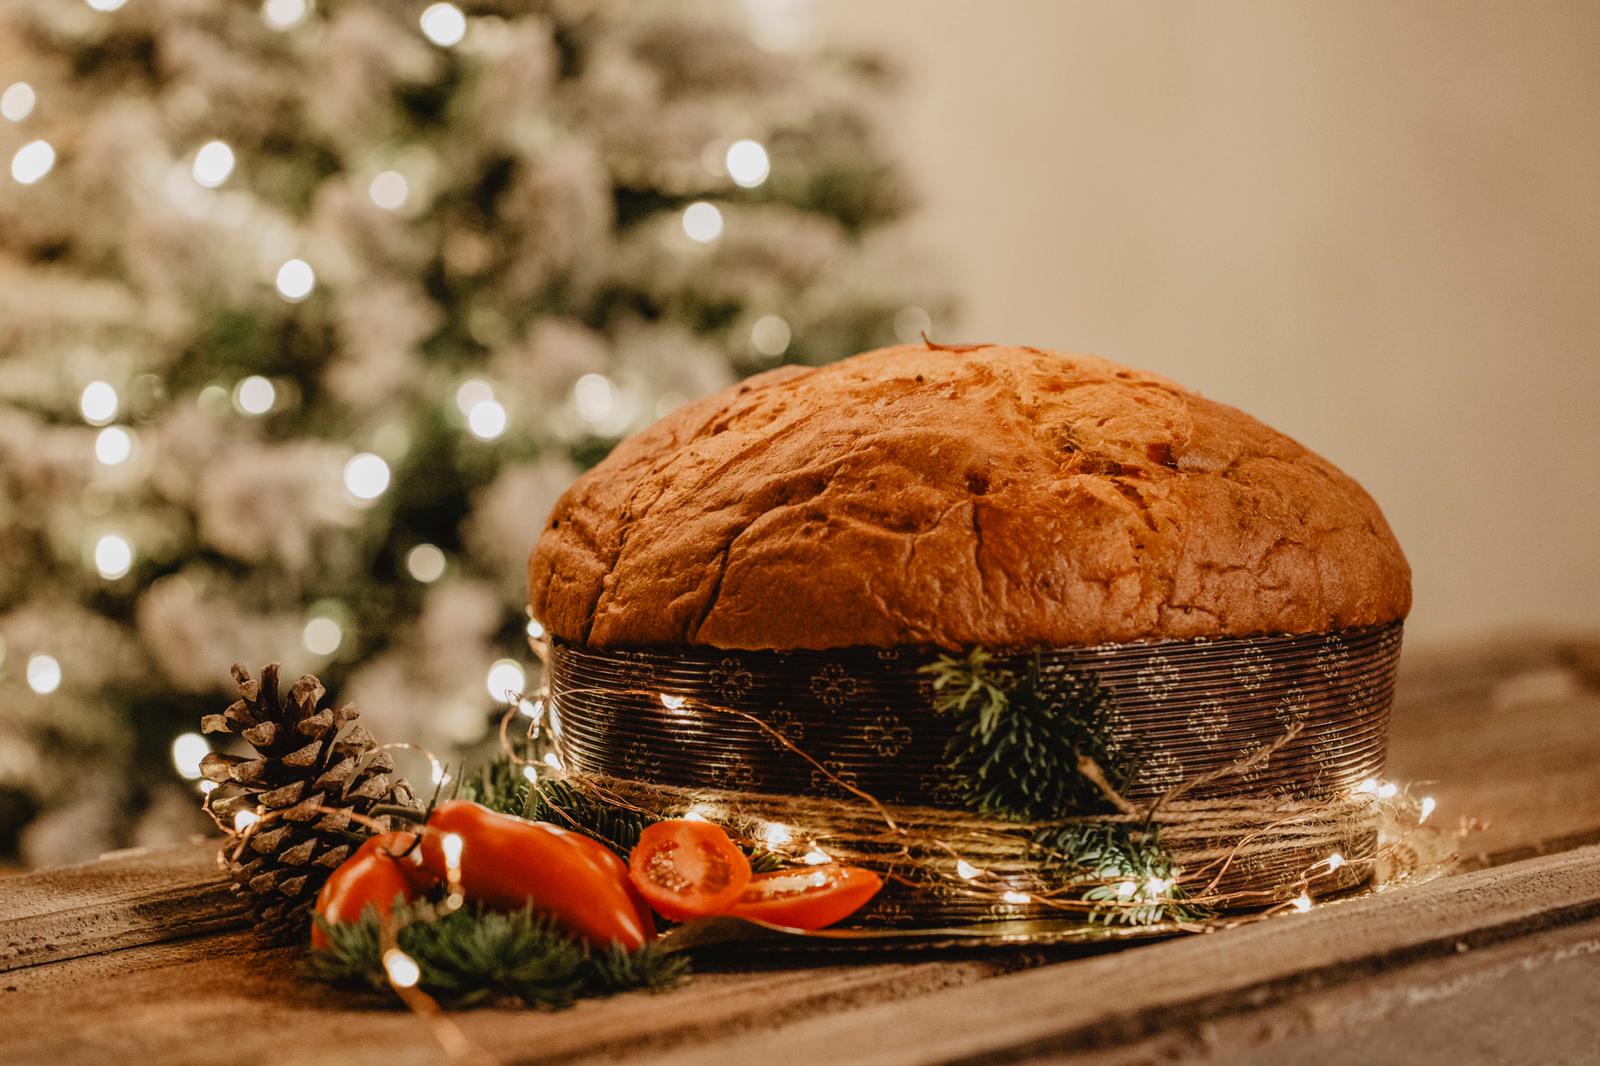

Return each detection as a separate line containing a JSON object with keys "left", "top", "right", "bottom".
{"left": 4, "top": 636, "right": 1598, "bottom": 1065}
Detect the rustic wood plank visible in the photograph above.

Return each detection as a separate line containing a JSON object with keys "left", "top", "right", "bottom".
{"left": 0, "top": 929, "right": 1042, "bottom": 1066}
{"left": 3, "top": 846, "right": 1596, "bottom": 1065}
{"left": 1062, "top": 916, "right": 1600, "bottom": 1065}
{"left": 642, "top": 844, "right": 1600, "bottom": 1066}
{"left": 0, "top": 843, "right": 245, "bottom": 973}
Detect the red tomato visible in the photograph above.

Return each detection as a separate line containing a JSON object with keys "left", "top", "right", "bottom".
{"left": 627, "top": 819, "right": 752, "bottom": 921}
{"left": 310, "top": 831, "right": 431, "bottom": 948}
{"left": 728, "top": 864, "right": 883, "bottom": 930}
{"left": 421, "top": 800, "right": 649, "bottom": 950}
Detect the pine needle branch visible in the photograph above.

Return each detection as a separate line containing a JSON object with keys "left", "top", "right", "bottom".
{"left": 303, "top": 901, "right": 688, "bottom": 1009}
{"left": 921, "top": 649, "right": 1136, "bottom": 821}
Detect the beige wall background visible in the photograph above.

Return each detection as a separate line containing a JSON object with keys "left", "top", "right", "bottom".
{"left": 819, "top": 0, "right": 1600, "bottom": 648}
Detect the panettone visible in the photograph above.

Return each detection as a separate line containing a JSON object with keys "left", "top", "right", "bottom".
{"left": 526, "top": 343, "right": 1415, "bottom": 925}
{"left": 530, "top": 344, "right": 1410, "bottom": 652}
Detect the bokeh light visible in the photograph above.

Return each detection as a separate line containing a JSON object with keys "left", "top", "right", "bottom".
{"left": 343, "top": 452, "right": 391, "bottom": 500}
{"left": 11, "top": 140, "right": 55, "bottom": 185}
{"left": 26, "top": 654, "right": 61, "bottom": 695}
{"left": 725, "top": 139, "right": 771, "bottom": 188}
{"left": 192, "top": 140, "right": 235, "bottom": 188}
{"left": 1, "top": 83, "right": 36, "bottom": 123}
{"left": 485, "top": 659, "right": 525, "bottom": 701}
{"left": 302, "top": 616, "right": 343, "bottom": 655}
{"left": 94, "top": 533, "right": 133, "bottom": 579}
{"left": 681, "top": 201, "right": 724, "bottom": 243}
{"left": 368, "top": 169, "right": 409, "bottom": 210}
{"left": 262, "top": 0, "right": 309, "bottom": 29}
{"left": 233, "top": 376, "right": 275, "bottom": 415}
{"left": 171, "top": 733, "right": 210, "bottom": 779}
{"left": 80, "top": 381, "right": 118, "bottom": 425}
{"left": 95, "top": 426, "right": 133, "bottom": 465}
{"left": 420, "top": 3, "right": 467, "bottom": 46}
{"left": 275, "top": 258, "right": 315, "bottom": 302}
{"left": 406, "top": 544, "right": 447, "bottom": 583}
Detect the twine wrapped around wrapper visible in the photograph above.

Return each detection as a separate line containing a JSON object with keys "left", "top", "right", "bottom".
{"left": 545, "top": 623, "right": 1404, "bottom": 927}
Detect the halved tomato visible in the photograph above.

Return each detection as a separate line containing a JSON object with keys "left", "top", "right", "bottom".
{"left": 728, "top": 863, "right": 883, "bottom": 930}
{"left": 628, "top": 819, "right": 751, "bottom": 921}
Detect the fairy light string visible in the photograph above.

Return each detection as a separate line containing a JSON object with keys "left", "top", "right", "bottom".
{"left": 510, "top": 630, "right": 1451, "bottom": 926}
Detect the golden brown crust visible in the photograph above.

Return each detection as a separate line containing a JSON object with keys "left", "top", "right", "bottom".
{"left": 528, "top": 344, "right": 1410, "bottom": 650}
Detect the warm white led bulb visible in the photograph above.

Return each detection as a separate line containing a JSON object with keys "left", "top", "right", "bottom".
{"left": 725, "top": 139, "right": 770, "bottom": 188}
{"left": 171, "top": 733, "right": 210, "bottom": 780}
{"left": 405, "top": 543, "right": 446, "bottom": 583}
{"left": 382, "top": 948, "right": 421, "bottom": 988}
{"left": 521, "top": 764, "right": 539, "bottom": 784}
{"left": 261, "top": 0, "right": 309, "bottom": 30}
{"left": 80, "top": 381, "right": 118, "bottom": 425}
{"left": 302, "top": 616, "right": 342, "bottom": 655}
{"left": 95, "top": 426, "right": 133, "bottom": 465}
{"left": 87, "top": 0, "right": 127, "bottom": 11}
{"left": 681, "top": 201, "right": 723, "bottom": 243}
{"left": 764, "top": 823, "right": 793, "bottom": 847}
{"left": 233, "top": 809, "right": 261, "bottom": 832}
{"left": 466, "top": 399, "right": 507, "bottom": 440}
{"left": 94, "top": 533, "right": 133, "bottom": 579}
{"left": 26, "top": 653, "right": 61, "bottom": 695}
{"left": 1, "top": 83, "right": 36, "bottom": 123}
{"left": 233, "top": 375, "right": 275, "bottom": 415}
{"left": 368, "top": 169, "right": 408, "bottom": 210}
{"left": 419, "top": 2, "right": 467, "bottom": 46}
{"left": 1002, "top": 890, "right": 1032, "bottom": 904}
{"left": 192, "top": 140, "right": 235, "bottom": 188}
{"left": 12, "top": 140, "right": 55, "bottom": 185}
{"left": 485, "top": 659, "right": 526, "bottom": 702}
{"left": 343, "top": 452, "right": 390, "bottom": 500}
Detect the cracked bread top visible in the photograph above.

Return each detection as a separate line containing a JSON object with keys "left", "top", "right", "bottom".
{"left": 528, "top": 343, "right": 1410, "bottom": 650}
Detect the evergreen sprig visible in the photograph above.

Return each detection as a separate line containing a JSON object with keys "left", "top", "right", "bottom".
{"left": 1029, "top": 822, "right": 1209, "bottom": 925}
{"left": 922, "top": 648, "right": 1203, "bottom": 925}
{"left": 921, "top": 649, "right": 1135, "bottom": 821}
{"left": 303, "top": 901, "right": 689, "bottom": 1009}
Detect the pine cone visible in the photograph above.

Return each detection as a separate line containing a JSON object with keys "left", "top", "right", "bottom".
{"left": 200, "top": 663, "right": 421, "bottom": 942}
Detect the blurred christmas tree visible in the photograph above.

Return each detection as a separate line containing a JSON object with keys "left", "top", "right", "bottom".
{"left": 0, "top": 0, "right": 947, "bottom": 865}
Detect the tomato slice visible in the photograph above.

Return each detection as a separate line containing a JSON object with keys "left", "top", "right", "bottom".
{"left": 628, "top": 819, "right": 752, "bottom": 921}
{"left": 727, "top": 864, "right": 883, "bottom": 930}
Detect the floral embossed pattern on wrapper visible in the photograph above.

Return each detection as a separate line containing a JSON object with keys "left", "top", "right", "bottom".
{"left": 525, "top": 342, "right": 1432, "bottom": 942}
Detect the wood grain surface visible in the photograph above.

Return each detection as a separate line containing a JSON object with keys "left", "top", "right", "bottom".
{"left": 1, "top": 636, "right": 1596, "bottom": 1065}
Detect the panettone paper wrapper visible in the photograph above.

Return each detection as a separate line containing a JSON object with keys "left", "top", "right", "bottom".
{"left": 549, "top": 623, "right": 1408, "bottom": 926}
